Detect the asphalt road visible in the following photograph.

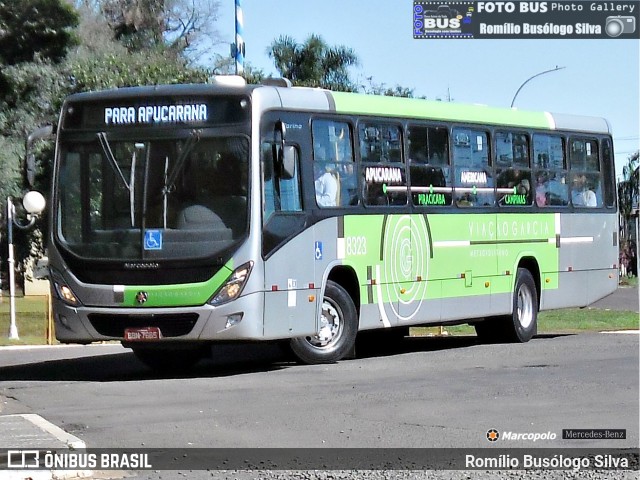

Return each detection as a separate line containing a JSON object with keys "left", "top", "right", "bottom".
{"left": 1, "top": 289, "right": 638, "bottom": 478}
{"left": 0, "top": 332, "right": 637, "bottom": 451}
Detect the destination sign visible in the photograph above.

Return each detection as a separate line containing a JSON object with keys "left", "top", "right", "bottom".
{"left": 104, "top": 104, "right": 208, "bottom": 125}
{"left": 61, "top": 95, "right": 251, "bottom": 130}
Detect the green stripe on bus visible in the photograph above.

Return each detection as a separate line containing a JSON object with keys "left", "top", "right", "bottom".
{"left": 341, "top": 213, "right": 558, "bottom": 304}
{"left": 123, "top": 260, "right": 234, "bottom": 308}
{"left": 330, "top": 91, "right": 553, "bottom": 129}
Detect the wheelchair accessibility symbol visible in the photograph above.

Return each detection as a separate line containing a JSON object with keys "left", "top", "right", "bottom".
{"left": 144, "top": 230, "right": 163, "bottom": 250}
{"left": 314, "top": 241, "right": 323, "bottom": 260}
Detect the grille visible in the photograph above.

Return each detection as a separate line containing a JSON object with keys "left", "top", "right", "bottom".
{"left": 88, "top": 313, "right": 199, "bottom": 338}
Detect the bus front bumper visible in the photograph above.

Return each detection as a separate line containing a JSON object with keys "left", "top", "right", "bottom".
{"left": 52, "top": 291, "right": 265, "bottom": 344}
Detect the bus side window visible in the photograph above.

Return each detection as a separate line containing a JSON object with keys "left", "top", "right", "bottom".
{"left": 408, "top": 124, "right": 452, "bottom": 207}
{"left": 452, "top": 127, "right": 493, "bottom": 207}
{"left": 569, "top": 138, "right": 601, "bottom": 208}
{"left": 261, "top": 140, "right": 302, "bottom": 222}
{"left": 601, "top": 138, "right": 616, "bottom": 208}
{"left": 359, "top": 122, "right": 406, "bottom": 206}
{"left": 533, "top": 134, "right": 568, "bottom": 207}
{"left": 495, "top": 131, "right": 533, "bottom": 206}
{"left": 312, "top": 119, "right": 357, "bottom": 207}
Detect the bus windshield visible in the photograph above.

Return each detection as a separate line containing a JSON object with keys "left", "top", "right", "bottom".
{"left": 56, "top": 134, "right": 249, "bottom": 261}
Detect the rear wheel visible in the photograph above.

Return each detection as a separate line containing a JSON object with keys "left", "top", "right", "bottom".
{"left": 475, "top": 268, "right": 538, "bottom": 343}
{"left": 290, "top": 280, "right": 357, "bottom": 364}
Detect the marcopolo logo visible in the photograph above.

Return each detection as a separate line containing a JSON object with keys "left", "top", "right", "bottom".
{"left": 487, "top": 429, "right": 557, "bottom": 442}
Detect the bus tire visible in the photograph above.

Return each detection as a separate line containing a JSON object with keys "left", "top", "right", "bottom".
{"left": 475, "top": 268, "right": 538, "bottom": 343}
{"left": 290, "top": 280, "right": 357, "bottom": 364}
{"left": 132, "top": 345, "right": 206, "bottom": 372}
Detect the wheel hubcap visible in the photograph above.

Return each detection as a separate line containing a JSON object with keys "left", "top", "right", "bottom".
{"left": 517, "top": 284, "right": 534, "bottom": 329}
{"left": 307, "top": 297, "right": 343, "bottom": 349}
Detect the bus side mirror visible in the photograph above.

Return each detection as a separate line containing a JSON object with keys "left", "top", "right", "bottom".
{"left": 280, "top": 145, "right": 297, "bottom": 180}
{"left": 273, "top": 120, "right": 297, "bottom": 179}
{"left": 25, "top": 125, "right": 54, "bottom": 188}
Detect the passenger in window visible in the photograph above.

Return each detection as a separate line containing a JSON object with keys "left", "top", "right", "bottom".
{"left": 535, "top": 173, "right": 548, "bottom": 206}
{"left": 456, "top": 192, "right": 474, "bottom": 207}
{"left": 518, "top": 178, "right": 531, "bottom": 196}
{"left": 315, "top": 163, "right": 338, "bottom": 207}
{"left": 340, "top": 162, "right": 358, "bottom": 205}
{"left": 501, "top": 169, "right": 524, "bottom": 190}
{"left": 571, "top": 174, "right": 597, "bottom": 207}
{"left": 497, "top": 168, "right": 531, "bottom": 204}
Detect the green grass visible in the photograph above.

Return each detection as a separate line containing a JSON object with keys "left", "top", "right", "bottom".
{"left": 412, "top": 308, "right": 639, "bottom": 337}
{"left": 619, "top": 275, "right": 638, "bottom": 287}
{"left": 0, "top": 296, "right": 52, "bottom": 346}
{"left": 0, "top": 296, "right": 49, "bottom": 313}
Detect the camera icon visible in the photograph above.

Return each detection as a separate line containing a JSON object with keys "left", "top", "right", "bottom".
{"left": 605, "top": 16, "right": 636, "bottom": 37}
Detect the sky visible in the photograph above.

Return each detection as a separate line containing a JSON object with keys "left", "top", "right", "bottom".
{"left": 207, "top": 0, "right": 639, "bottom": 179}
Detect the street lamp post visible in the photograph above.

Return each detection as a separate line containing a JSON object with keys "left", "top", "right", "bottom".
{"left": 6, "top": 191, "right": 46, "bottom": 339}
{"left": 511, "top": 66, "right": 566, "bottom": 108}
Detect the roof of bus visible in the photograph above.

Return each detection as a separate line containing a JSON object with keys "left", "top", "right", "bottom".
{"left": 63, "top": 80, "right": 612, "bottom": 135}
{"left": 259, "top": 85, "right": 611, "bottom": 135}
{"left": 323, "top": 90, "right": 612, "bottom": 135}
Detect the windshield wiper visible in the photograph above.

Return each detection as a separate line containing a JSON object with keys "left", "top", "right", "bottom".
{"left": 163, "top": 129, "right": 201, "bottom": 196}
{"left": 97, "top": 132, "right": 130, "bottom": 190}
{"left": 97, "top": 133, "right": 145, "bottom": 227}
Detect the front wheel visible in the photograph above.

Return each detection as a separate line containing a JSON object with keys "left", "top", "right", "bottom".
{"left": 289, "top": 280, "right": 357, "bottom": 364}
{"left": 475, "top": 268, "right": 538, "bottom": 343}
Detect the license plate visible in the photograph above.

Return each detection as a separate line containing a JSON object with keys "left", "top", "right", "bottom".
{"left": 124, "top": 327, "right": 162, "bottom": 341}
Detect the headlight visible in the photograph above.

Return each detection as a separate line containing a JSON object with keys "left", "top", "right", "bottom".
{"left": 51, "top": 270, "right": 81, "bottom": 306}
{"left": 209, "top": 262, "right": 253, "bottom": 306}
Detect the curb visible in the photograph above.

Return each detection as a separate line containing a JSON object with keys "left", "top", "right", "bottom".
{"left": 0, "top": 414, "right": 91, "bottom": 479}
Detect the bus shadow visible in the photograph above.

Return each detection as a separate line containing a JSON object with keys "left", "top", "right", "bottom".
{"left": 0, "top": 334, "right": 573, "bottom": 382}
{"left": 354, "top": 332, "right": 573, "bottom": 359}
{"left": 0, "top": 343, "right": 291, "bottom": 382}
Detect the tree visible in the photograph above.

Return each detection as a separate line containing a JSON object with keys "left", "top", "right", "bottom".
{"left": 98, "top": 0, "right": 221, "bottom": 57}
{"left": 70, "top": 50, "right": 208, "bottom": 91}
{"left": 211, "top": 54, "right": 265, "bottom": 85}
{"left": 0, "top": 1, "right": 217, "bottom": 284}
{"left": 0, "top": 0, "right": 79, "bottom": 65}
{"left": 0, "top": 0, "right": 78, "bottom": 287}
{"left": 0, "top": 136, "right": 22, "bottom": 201}
{"left": 0, "top": 60, "right": 70, "bottom": 137}
{"left": 267, "top": 34, "right": 359, "bottom": 92}
{"left": 361, "top": 76, "right": 420, "bottom": 98}
{"left": 68, "top": 5, "right": 209, "bottom": 90}
{"left": 618, "top": 151, "right": 639, "bottom": 222}
{"left": 618, "top": 150, "right": 639, "bottom": 276}
{"left": 0, "top": 59, "right": 67, "bottom": 285}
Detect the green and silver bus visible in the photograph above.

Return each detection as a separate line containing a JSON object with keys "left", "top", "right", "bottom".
{"left": 38, "top": 76, "right": 619, "bottom": 368}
